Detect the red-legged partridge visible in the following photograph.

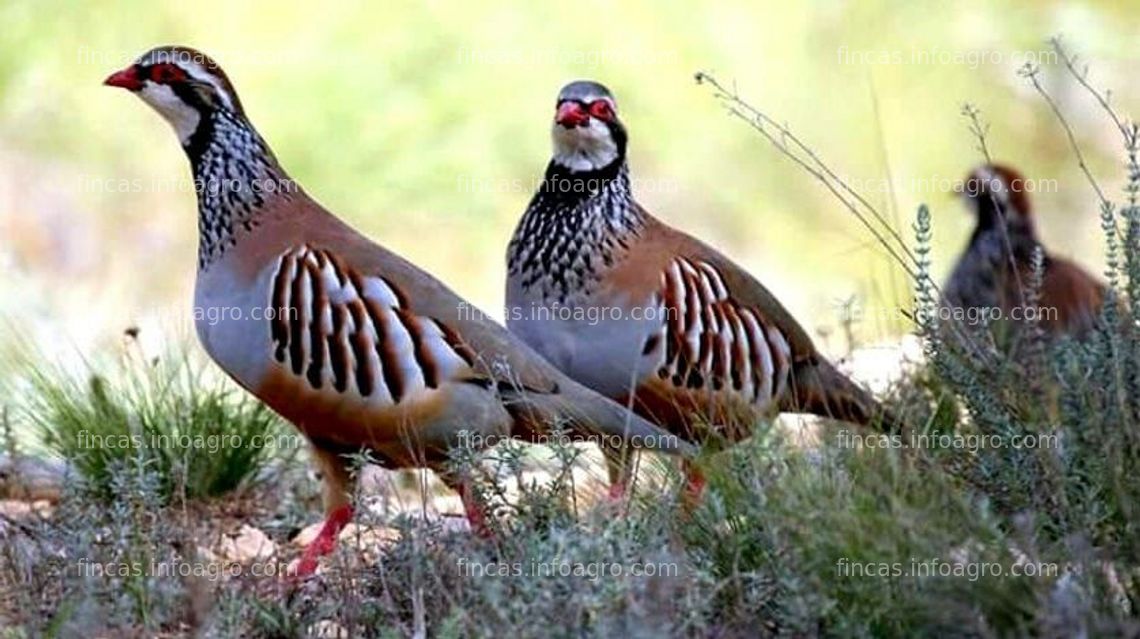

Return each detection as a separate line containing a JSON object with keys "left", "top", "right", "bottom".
{"left": 942, "top": 163, "right": 1107, "bottom": 348}
{"left": 105, "top": 50, "right": 689, "bottom": 576}
{"left": 506, "top": 81, "right": 898, "bottom": 501}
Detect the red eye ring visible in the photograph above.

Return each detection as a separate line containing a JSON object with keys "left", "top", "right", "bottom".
{"left": 588, "top": 100, "right": 613, "bottom": 120}
{"left": 148, "top": 63, "right": 186, "bottom": 84}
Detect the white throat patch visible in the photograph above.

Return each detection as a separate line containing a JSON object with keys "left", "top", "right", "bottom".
{"left": 138, "top": 82, "right": 201, "bottom": 144}
{"left": 551, "top": 118, "right": 618, "bottom": 172}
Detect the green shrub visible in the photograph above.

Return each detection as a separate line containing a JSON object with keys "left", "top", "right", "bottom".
{"left": 16, "top": 336, "right": 291, "bottom": 504}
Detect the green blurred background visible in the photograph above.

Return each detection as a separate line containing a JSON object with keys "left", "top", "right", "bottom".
{"left": 0, "top": 0, "right": 1136, "bottom": 366}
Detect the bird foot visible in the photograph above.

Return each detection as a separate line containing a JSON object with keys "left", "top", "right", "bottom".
{"left": 681, "top": 466, "right": 706, "bottom": 512}
{"left": 605, "top": 481, "right": 629, "bottom": 505}
{"left": 291, "top": 504, "right": 354, "bottom": 578}
{"left": 455, "top": 481, "right": 495, "bottom": 538}
{"left": 463, "top": 495, "right": 495, "bottom": 538}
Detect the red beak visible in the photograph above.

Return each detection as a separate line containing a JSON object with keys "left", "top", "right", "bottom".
{"left": 555, "top": 102, "right": 589, "bottom": 128}
{"left": 104, "top": 67, "right": 143, "bottom": 91}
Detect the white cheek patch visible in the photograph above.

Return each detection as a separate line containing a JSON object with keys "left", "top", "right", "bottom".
{"left": 551, "top": 118, "right": 619, "bottom": 172}
{"left": 138, "top": 82, "right": 201, "bottom": 144}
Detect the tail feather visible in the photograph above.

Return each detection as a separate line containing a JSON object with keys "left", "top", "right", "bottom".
{"left": 781, "top": 357, "right": 903, "bottom": 433}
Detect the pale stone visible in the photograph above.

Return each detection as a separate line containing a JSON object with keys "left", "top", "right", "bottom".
{"left": 218, "top": 524, "right": 276, "bottom": 562}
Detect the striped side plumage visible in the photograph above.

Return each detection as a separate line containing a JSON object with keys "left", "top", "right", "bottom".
{"left": 649, "top": 256, "right": 791, "bottom": 407}
{"left": 268, "top": 245, "right": 476, "bottom": 404}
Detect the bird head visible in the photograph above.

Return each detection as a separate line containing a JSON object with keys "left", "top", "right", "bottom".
{"left": 550, "top": 80, "right": 627, "bottom": 172}
{"left": 104, "top": 46, "right": 245, "bottom": 144}
{"left": 955, "top": 163, "right": 1034, "bottom": 227}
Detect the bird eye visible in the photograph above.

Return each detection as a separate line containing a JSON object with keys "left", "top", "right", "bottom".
{"left": 588, "top": 100, "right": 613, "bottom": 120}
{"left": 149, "top": 63, "right": 185, "bottom": 84}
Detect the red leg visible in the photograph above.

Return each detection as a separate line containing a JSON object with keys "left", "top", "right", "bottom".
{"left": 682, "top": 461, "right": 705, "bottom": 511}
{"left": 294, "top": 504, "right": 354, "bottom": 577}
{"left": 606, "top": 480, "right": 628, "bottom": 503}
{"left": 456, "top": 479, "right": 494, "bottom": 538}
{"left": 602, "top": 443, "right": 634, "bottom": 506}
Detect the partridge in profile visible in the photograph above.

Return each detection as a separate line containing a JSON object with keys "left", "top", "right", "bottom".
{"left": 105, "top": 49, "right": 688, "bottom": 576}
{"left": 506, "top": 81, "right": 898, "bottom": 499}
{"left": 941, "top": 163, "right": 1106, "bottom": 348}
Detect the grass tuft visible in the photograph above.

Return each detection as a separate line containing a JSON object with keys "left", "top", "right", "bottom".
{"left": 14, "top": 335, "right": 291, "bottom": 504}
